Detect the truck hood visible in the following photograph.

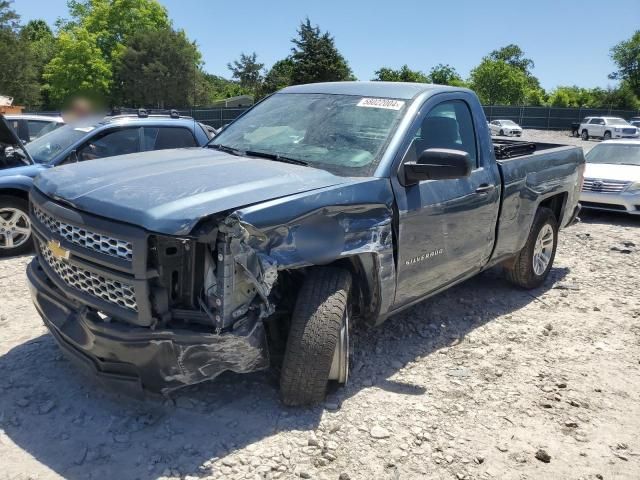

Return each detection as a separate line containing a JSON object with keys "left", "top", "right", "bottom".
{"left": 584, "top": 162, "right": 640, "bottom": 183}
{"left": 34, "top": 148, "right": 352, "bottom": 235}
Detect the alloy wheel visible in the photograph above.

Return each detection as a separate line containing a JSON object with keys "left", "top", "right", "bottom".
{"left": 532, "top": 224, "right": 554, "bottom": 276}
{"left": 0, "top": 208, "right": 31, "bottom": 250}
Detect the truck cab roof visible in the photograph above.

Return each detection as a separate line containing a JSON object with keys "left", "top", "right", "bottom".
{"left": 280, "top": 81, "right": 469, "bottom": 100}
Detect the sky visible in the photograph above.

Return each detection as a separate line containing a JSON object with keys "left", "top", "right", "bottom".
{"left": 13, "top": 0, "right": 640, "bottom": 90}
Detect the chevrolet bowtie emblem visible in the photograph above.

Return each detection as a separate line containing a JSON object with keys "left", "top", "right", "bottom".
{"left": 47, "top": 239, "right": 70, "bottom": 260}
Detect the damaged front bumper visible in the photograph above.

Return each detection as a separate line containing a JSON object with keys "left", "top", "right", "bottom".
{"left": 27, "top": 258, "right": 270, "bottom": 396}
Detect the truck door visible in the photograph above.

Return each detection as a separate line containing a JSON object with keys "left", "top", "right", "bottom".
{"left": 391, "top": 95, "right": 500, "bottom": 307}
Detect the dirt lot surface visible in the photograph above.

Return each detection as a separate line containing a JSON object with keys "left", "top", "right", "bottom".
{"left": 1, "top": 130, "right": 639, "bottom": 480}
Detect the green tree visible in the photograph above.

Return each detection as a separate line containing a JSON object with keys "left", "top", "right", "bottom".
{"left": 45, "top": 0, "right": 173, "bottom": 105}
{"left": 21, "top": 19, "right": 56, "bottom": 107}
{"left": 373, "top": 65, "right": 429, "bottom": 82}
{"left": 0, "top": 1, "right": 40, "bottom": 106}
{"left": 429, "top": 64, "right": 464, "bottom": 86}
{"left": 227, "top": 52, "right": 264, "bottom": 93}
{"left": 63, "top": 0, "right": 170, "bottom": 61}
{"left": 0, "top": 0, "right": 18, "bottom": 30}
{"left": 43, "top": 28, "right": 112, "bottom": 105}
{"left": 490, "top": 43, "right": 541, "bottom": 90}
{"left": 609, "top": 31, "right": 640, "bottom": 97}
{"left": 258, "top": 58, "right": 294, "bottom": 97}
{"left": 197, "top": 73, "right": 252, "bottom": 103}
{"left": 525, "top": 87, "right": 547, "bottom": 106}
{"left": 489, "top": 44, "right": 534, "bottom": 74}
{"left": 113, "top": 28, "right": 201, "bottom": 107}
{"left": 289, "top": 18, "right": 353, "bottom": 84}
{"left": 592, "top": 84, "right": 639, "bottom": 110}
{"left": 468, "top": 59, "right": 529, "bottom": 105}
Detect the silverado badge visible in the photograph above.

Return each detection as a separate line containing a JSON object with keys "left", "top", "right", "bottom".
{"left": 405, "top": 248, "right": 444, "bottom": 266}
{"left": 47, "top": 239, "right": 70, "bottom": 260}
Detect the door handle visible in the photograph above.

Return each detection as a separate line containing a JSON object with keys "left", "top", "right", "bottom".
{"left": 475, "top": 184, "right": 495, "bottom": 194}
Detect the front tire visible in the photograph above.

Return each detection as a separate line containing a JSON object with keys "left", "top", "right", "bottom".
{"left": 499, "top": 129, "right": 504, "bottom": 136}
{"left": 581, "top": 130, "right": 589, "bottom": 141}
{"left": 504, "top": 207, "right": 558, "bottom": 289}
{"left": 603, "top": 131, "right": 612, "bottom": 140}
{"left": 0, "top": 196, "right": 33, "bottom": 257}
{"left": 280, "top": 267, "right": 351, "bottom": 406}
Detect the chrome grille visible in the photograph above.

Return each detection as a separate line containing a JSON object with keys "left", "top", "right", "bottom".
{"left": 39, "top": 241, "right": 137, "bottom": 311}
{"left": 582, "top": 178, "right": 630, "bottom": 193}
{"left": 622, "top": 128, "right": 637, "bottom": 135}
{"left": 33, "top": 205, "right": 133, "bottom": 261}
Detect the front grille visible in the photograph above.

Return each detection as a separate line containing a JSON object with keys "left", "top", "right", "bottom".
{"left": 39, "top": 241, "right": 137, "bottom": 311}
{"left": 33, "top": 205, "right": 133, "bottom": 261}
{"left": 582, "top": 178, "right": 630, "bottom": 193}
{"left": 622, "top": 128, "right": 637, "bottom": 135}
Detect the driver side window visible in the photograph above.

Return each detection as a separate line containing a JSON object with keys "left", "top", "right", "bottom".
{"left": 402, "top": 99, "right": 478, "bottom": 168}
{"left": 77, "top": 127, "right": 141, "bottom": 162}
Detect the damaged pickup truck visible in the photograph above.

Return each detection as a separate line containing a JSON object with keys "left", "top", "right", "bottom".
{"left": 26, "top": 82, "right": 584, "bottom": 405}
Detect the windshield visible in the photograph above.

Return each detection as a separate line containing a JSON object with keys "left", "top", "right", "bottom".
{"left": 210, "top": 93, "right": 407, "bottom": 176}
{"left": 604, "top": 117, "right": 629, "bottom": 125}
{"left": 502, "top": 120, "right": 517, "bottom": 126}
{"left": 25, "top": 124, "right": 91, "bottom": 163}
{"left": 585, "top": 143, "right": 640, "bottom": 166}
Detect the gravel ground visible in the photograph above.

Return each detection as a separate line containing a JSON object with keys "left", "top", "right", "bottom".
{"left": 1, "top": 130, "right": 639, "bottom": 480}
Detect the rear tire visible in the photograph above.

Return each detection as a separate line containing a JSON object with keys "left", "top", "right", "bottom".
{"left": 504, "top": 207, "right": 558, "bottom": 289}
{"left": 280, "top": 267, "right": 351, "bottom": 406}
{"left": 581, "top": 130, "right": 589, "bottom": 141}
{"left": 0, "top": 196, "right": 33, "bottom": 257}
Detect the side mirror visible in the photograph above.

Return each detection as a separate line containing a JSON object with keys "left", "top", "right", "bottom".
{"left": 402, "top": 148, "right": 472, "bottom": 185}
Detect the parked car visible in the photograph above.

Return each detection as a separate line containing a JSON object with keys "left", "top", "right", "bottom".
{"left": 27, "top": 82, "right": 583, "bottom": 405}
{"left": 0, "top": 111, "right": 212, "bottom": 256}
{"left": 629, "top": 119, "right": 640, "bottom": 128}
{"left": 578, "top": 116, "right": 639, "bottom": 141}
{"left": 580, "top": 139, "right": 640, "bottom": 215}
{"left": 489, "top": 119, "right": 523, "bottom": 137}
{"left": 5, "top": 114, "right": 65, "bottom": 143}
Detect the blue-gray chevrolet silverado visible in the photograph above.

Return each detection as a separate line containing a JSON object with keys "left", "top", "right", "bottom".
{"left": 26, "top": 82, "right": 584, "bottom": 405}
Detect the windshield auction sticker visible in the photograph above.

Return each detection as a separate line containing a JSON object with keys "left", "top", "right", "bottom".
{"left": 356, "top": 98, "right": 405, "bottom": 110}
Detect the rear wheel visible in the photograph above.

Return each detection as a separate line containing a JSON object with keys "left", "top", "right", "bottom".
{"left": 504, "top": 207, "right": 558, "bottom": 289}
{"left": 280, "top": 267, "right": 351, "bottom": 406}
{"left": 603, "top": 131, "right": 612, "bottom": 140}
{"left": 581, "top": 130, "right": 589, "bottom": 141}
{"left": 0, "top": 196, "right": 33, "bottom": 257}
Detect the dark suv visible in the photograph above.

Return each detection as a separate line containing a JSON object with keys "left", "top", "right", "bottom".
{"left": 0, "top": 111, "right": 213, "bottom": 256}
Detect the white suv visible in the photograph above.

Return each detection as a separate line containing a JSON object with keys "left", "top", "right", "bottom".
{"left": 579, "top": 116, "right": 639, "bottom": 141}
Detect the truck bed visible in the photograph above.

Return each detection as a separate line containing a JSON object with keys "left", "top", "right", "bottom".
{"left": 493, "top": 138, "right": 567, "bottom": 160}
{"left": 490, "top": 139, "right": 584, "bottom": 264}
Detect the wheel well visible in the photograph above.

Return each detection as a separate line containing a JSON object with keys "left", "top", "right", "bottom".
{"left": 0, "top": 188, "right": 29, "bottom": 203}
{"left": 273, "top": 254, "right": 379, "bottom": 324}
{"left": 539, "top": 193, "right": 566, "bottom": 223}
